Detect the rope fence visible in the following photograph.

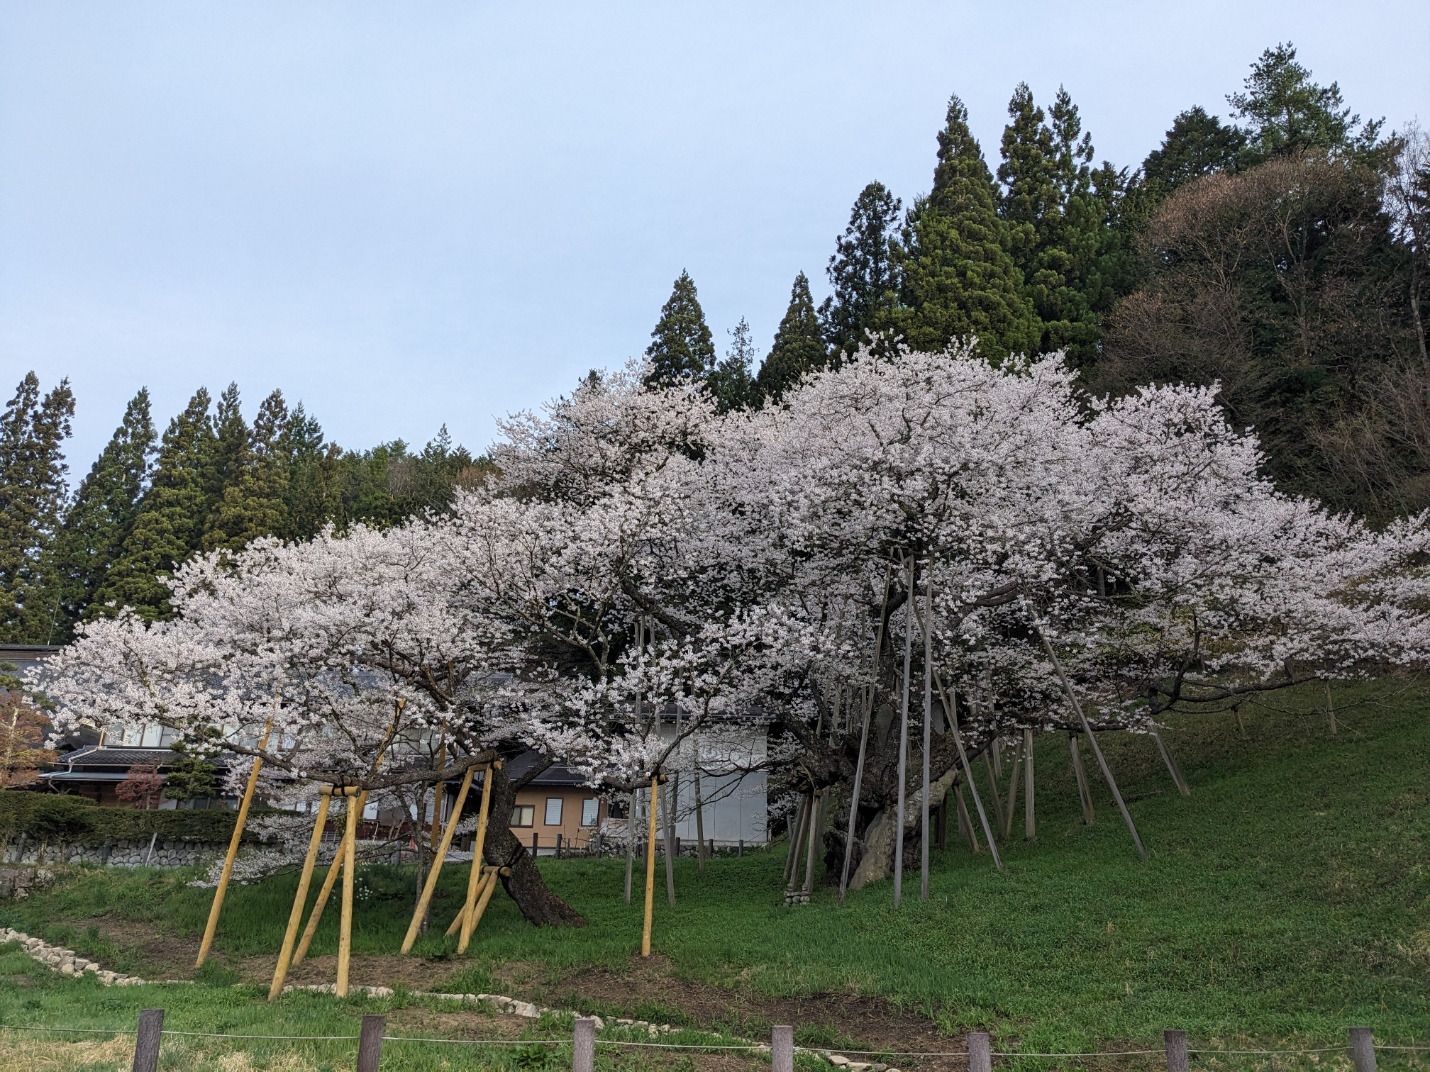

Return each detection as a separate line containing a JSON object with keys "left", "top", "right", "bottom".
{"left": 8, "top": 1012, "right": 1423, "bottom": 1070}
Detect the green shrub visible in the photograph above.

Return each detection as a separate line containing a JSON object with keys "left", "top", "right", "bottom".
{"left": 0, "top": 791, "right": 252, "bottom": 844}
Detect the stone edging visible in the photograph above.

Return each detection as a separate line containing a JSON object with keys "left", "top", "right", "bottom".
{"left": 0, "top": 927, "right": 899, "bottom": 1069}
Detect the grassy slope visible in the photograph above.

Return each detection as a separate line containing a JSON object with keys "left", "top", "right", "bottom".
{"left": 2, "top": 680, "right": 1427, "bottom": 1063}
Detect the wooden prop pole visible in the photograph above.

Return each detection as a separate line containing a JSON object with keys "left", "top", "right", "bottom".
{"left": 641, "top": 775, "right": 661, "bottom": 957}
{"left": 934, "top": 672, "right": 1002, "bottom": 871}
{"left": 785, "top": 794, "right": 811, "bottom": 888}
{"left": 954, "top": 781, "right": 979, "bottom": 852}
{"left": 693, "top": 732, "right": 707, "bottom": 873}
{"left": 401, "top": 765, "right": 475, "bottom": 953}
{"left": 920, "top": 571, "right": 932, "bottom": 901}
{"left": 662, "top": 724, "right": 678, "bottom": 907}
{"left": 1023, "top": 727, "right": 1036, "bottom": 841}
{"left": 458, "top": 867, "right": 509, "bottom": 952}
{"left": 839, "top": 565, "right": 892, "bottom": 906}
{"left": 893, "top": 556, "right": 915, "bottom": 907}
{"left": 1069, "top": 734, "right": 1095, "bottom": 826}
{"left": 1151, "top": 731, "right": 1191, "bottom": 797}
{"left": 1002, "top": 736, "right": 1022, "bottom": 841}
{"left": 268, "top": 788, "right": 333, "bottom": 1000}
{"left": 1325, "top": 680, "right": 1337, "bottom": 736}
{"left": 623, "top": 789, "right": 636, "bottom": 904}
{"left": 455, "top": 763, "right": 497, "bottom": 951}
{"left": 196, "top": 717, "right": 272, "bottom": 968}
{"left": 429, "top": 738, "right": 447, "bottom": 849}
{"left": 981, "top": 751, "right": 1006, "bottom": 834}
{"left": 291, "top": 789, "right": 367, "bottom": 968}
{"left": 801, "top": 791, "right": 822, "bottom": 895}
{"left": 335, "top": 787, "right": 361, "bottom": 998}
{"left": 1036, "top": 625, "right": 1147, "bottom": 860}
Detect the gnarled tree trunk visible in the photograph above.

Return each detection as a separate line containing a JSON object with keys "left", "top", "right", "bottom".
{"left": 482, "top": 762, "right": 586, "bottom": 927}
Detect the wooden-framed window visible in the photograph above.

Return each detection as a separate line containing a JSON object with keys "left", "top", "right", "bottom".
{"left": 581, "top": 798, "right": 599, "bottom": 826}
{"left": 544, "top": 797, "right": 563, "bottom": 825}
{"left": 511, "top": 804, "right": 535, "bottom": 827}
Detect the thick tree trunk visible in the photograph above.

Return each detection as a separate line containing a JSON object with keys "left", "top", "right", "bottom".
{"left": 483, "top": 763, "right": 586, "bottom": 927}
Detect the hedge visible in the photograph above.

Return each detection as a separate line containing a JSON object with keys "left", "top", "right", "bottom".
{"left": 0, "top": 791, "right": 255, "bottom": 844}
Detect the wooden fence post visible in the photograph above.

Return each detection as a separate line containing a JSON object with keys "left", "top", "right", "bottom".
{"left": 1350, "top": 1027, "right": 1376, "bottom": 1072}
{"left": 1163, "top": 1029, "right": 1188, "bottom": 1072}
{"left": 968, "top": 1031, "right": 991, "bottom": 1072}
{"left": 771, "top": 1025, "right": 794, "bottom": 1072}
{"left": 131, "top": 1008, "right": 164, "bottom": 1072}
{"left": 573, "top": 1016, "right": 596, "bottom": 1072}
{"left": 356, "top": 1014, "right": 385, "bottom": 1072}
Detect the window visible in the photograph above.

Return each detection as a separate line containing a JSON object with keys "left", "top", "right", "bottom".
{"left": 544, "top": 797, "right": 563, "bottom": 825}
{"left": 511, "top": 805, "right": 535, "bottom": 827}
{"left": 581, "top": 798, "right": 599, "bottom": 827}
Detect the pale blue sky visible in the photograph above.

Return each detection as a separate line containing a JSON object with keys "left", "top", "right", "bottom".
{"left": 2, "top": 2, "right": 1426, "bottom": 471}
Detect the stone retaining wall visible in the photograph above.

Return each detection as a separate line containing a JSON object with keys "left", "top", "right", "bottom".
{"left": 3, "top": 837, "right": 223, "bottom": 868}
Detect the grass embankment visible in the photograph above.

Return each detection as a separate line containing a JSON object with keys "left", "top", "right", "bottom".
{"left": 1, "top": 679, "right": 1427, "bottom": 1069}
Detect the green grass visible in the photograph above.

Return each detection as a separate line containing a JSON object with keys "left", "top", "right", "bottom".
{"left": 3, "top": 678, "right": 1428, "bottom": 1069}
{"left": 0, "top": 942, "right": 762, "bottom": 1071}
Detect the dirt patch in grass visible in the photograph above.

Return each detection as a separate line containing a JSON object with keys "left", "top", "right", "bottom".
{"left": 243, "top": 951, "right": 465, "bottom": 993}
{"left": 497, "top": 955, "right": 968, "bottom": 1070}
{"left": 69, "top": 915, "right": 201, "bottom": 980}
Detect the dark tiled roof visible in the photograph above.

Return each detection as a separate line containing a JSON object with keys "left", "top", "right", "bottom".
{"left": 501, "top": 750, "right": 591, "bottom": 787}
{"left": 54, "top": 746, "right": 201, "bottom": 769}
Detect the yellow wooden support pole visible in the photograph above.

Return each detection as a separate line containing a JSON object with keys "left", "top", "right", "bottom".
{"left": 457, "top": 868, "right": 501, "bottom": 952}
{"left": 291, "top": 787, "right": 368, "bottom": 967}
{"left": 268, "top": 787, "right": 332, "bottom": 1000}
{"left": 641, "top": 775, "right": 660, "bottom": 958}
{"left": 196, "top": 718, "right": 272, "bottom": 969}
{"left": 335, "top": 787, "right": 361, "bottom": 998}
{"left": 401, "top": 765, "right": 475, "bottom": 954}
{"left": 456, "top": 763, "right": 496, "bottom": 950}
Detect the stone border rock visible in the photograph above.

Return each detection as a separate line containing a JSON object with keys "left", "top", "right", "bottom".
{"left": 0, "top": 926, "right": 147, "bottom": 986}
{"left": 0, "top": 927, "right": 899, "bottom": 1068}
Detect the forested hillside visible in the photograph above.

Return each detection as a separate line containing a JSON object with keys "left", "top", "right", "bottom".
{"left": 2, "top": 42, "right": 1425, "bottom": 644}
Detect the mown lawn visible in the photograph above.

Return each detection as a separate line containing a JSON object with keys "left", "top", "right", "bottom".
{"left": 2, "top": 679, "right": 1427, "bottom": 1069}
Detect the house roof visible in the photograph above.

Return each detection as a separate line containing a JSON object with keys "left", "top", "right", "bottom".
{"left": 495, "top": 750, "right": 590, "bottom": 788}
{"left": 52, "top": 746, "right": 197, "bottom": 769}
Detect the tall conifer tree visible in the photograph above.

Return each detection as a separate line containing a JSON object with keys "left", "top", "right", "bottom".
{"left": 205, "top": 389, "right": 290, "bottom": 551}
{"left": 281, "top": 403, "right": 340, "bottom": 541}
{"left": 997, "top": 85, "right": 1112, "bottom": 362}
{"left": 645, "top": 271, "right": 716, "bottom": 387}
{"left": 707, "top": 319, "right": 758, "bottom": 413}
{"left": 97, "top": 389, "right": 214, "bottom": 620}
{"left": 898, "top": 96, "right": 1040, "bottom": 359}
{"left": 50, "top": 389, "right": 156, "bottom": 636}
{"left": 821, "top": 182, "right": 903, "bottom": 359}
{"left": 756, "top": 273, "right": 827, "bottom": 402}
{"left": 0, "top": 373, "right": 75, "bottom": 642}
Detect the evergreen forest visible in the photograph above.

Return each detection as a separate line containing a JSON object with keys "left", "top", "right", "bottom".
{"left": 4, "top": 43, "right": 1427, "bottom": 644}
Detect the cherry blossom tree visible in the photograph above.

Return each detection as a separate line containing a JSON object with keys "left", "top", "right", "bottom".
{"left": 37, "top": 342, "right": 1430, "bottom": 913}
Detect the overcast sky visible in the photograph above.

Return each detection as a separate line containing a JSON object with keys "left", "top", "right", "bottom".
{"left": 3, "top": 2, "right": 1426, "bottom": 473}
